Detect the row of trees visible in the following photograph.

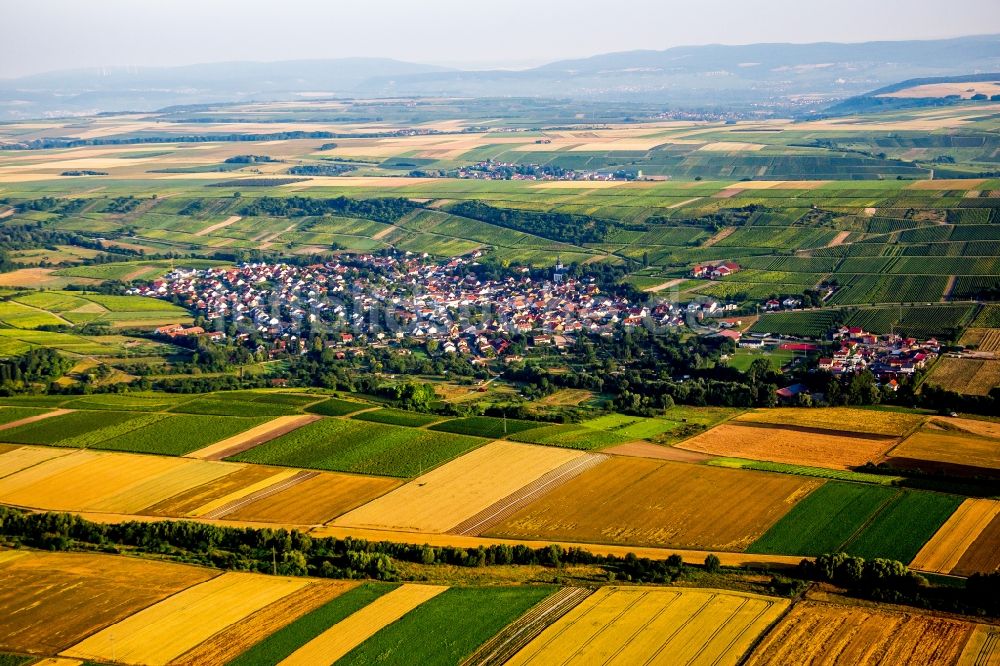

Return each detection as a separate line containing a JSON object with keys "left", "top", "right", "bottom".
{"left": 239, "top": 195, "right": 417, "bottom": 223}
{"left": 0, "top": 348, "right": 73, "bottom": 389}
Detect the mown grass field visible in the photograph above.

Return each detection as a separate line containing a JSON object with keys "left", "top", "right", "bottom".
{"left": 228, "top": 417, "right": 486, "bottom": 477}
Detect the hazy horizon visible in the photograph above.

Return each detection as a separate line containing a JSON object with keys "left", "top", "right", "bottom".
{"left": 3, "top": 0, "right": 999, "bottom": 78}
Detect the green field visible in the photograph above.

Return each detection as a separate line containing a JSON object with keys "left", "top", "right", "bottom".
{"left": 228, "top": 417, "right": 486, "bottom": 477}
{"left": 749, "top": 482, "right": 901, "bottom": 556}
{"left": 338, "top": 586, "right": 554, "bottom": 666}
{"left": 353, "top": 408, "right": 443, "bottom": 427}
{"left": 507, "top": 423, "right": 632, "bottom": 450}
{"left": 0, "top": 406, "right": 52, "bottom": 426}
{"left": 0, "top": 410, "right": 164, "bottom": 448}
{"left": 305, "top": 397, "right": 371, "bottom": 417}
{"left": 92, "top": 414, "right": 270, "bottom": 455}
{"left": 226, "top": 583, "right": 397, "bottom": 666}
{"left": 169, "top": 397, "right": 302, "bottom": 417}
{"left": 429, "top": 415, "right": 542, "bottom": 438}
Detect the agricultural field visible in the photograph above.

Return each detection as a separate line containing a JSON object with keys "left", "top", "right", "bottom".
{"left": 734, "top": 407, "right": 926, "bottom": 436}
{"left": 507, "top": 587, "right": 788, "bottom": 666}
{"left": 927, "top": 357, "right": 1000, "bottom": 396}
{"left": 353, "top": 408, "right": 443, "bottom": 427}
{"left": 744, "top": 601, "right": 991, "bottom": 666}
{"left": 429, "top": 415, "right": 543, "bottom": 438}
{"left": 750, "top": 482, "right": 962, "bottom": 562}
{"left": 677, "top": 421, "right": 899, "bottom": 469}
{"left": 334, "top": 441, "right": 596, "bottom": 533}
{"left": 0, "top": 550, "right": 215, "bottom": 655}
{"left": 488, "top": 457, "right": 821, "bottom": 550}
{"left": 888, "top": 429, "right": 1000, "bottom": 475}
{"left": 63, "top": 572, "right": 312, "bottom": 665}
{"left": 228, "top": 417, "right": 486, "bottom": 477}
{"left": 910, "top": 499, "right": 1000, "bottom": 576}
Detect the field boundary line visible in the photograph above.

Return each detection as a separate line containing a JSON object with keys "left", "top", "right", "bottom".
{"left": 447, "top": 453, "right": 609, "bottom": 535}
{"left": 195, "top": 215, "right": 242, "bottom": 237}
{"left": 201, "top": 470, "right": 319, "bottom": 520}
{"left": 462, "top": 587, "right": 593, "bottom": 666}
{"left": 0, "top": 408, "right": 73, "bottom": 432}
{"left": 837, "top": 489, "right": 904, "bottom": 552}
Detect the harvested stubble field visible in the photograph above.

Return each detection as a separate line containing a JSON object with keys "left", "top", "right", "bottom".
{"left": 224, "top": 471, "right": 400, "bottom": 524}
{"left": 334, "top": 441, "right": 591, "bottom": 533}
{"left": 140, "top": 463, "right": 290, "bottom": 516}
{"left": 338, "top": 586, "right": 554, "bottom": 666}
{"left": 743, "top": 600, "right": 989, "bottom": 666}
{"left": 911, "top": 499, "right": 1000, "bottom": 575}
{"left": 928, "top": 357, "right": 1000, "bottom": 396}
{"left": 171, "top": 579, "right": 355, "bottom": 666}
{"left": 0, "top": 551, "right": 214, "bottom": 655}
{"left": 229, "top": 417, "right": 486, "bottom": 477}
{"left": 507, "top": 587, "right": 788, "bottom": 666}
{"left": 63, "top": 572, "right": 311, "bottom": 665}
{"left": 734, "top": 407, "right": 925, "bottom": 436}
{"left": 677, "top": 422, "right": 898, "bottom": 470}
{"left": 488, "top": 457, "right": 821, "bottom": 550}
{"left": 889, "top": 430, "right": 1000, "bottom": 473}
{"left": 277, "top": 583, "right": 448, "bottom": 666}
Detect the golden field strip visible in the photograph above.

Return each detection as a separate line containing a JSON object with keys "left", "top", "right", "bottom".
{"left": 677, "top": 422, "right": 897, "bottom": 470}
{"left": 63, "top": 572, "right": 310, "bottom": 665}
{"left": 744, "top": 601, "right": 995, "bottom": 666}
{"left": 733, "top": 407, "right": 926, "bottom": 436}
{"left": 278, "top": 584, "right": 448, "bottom": 666}
{"left": 911, "top": 499, "right": 1000, "bottom": 574}
{"left": 506, "top": 586, "right": 788, "bottom": 666}
{"left": 889, "top": 430, "right": 1000, "bottom": 472}
{"left": 0, "top": 445, "right": 397, "bottom": 525}
{"left": 333, "top": 441, "right": 590, "bottom": 533}
{"left": 487, "top": 457, "right": 821, "bottom": 550}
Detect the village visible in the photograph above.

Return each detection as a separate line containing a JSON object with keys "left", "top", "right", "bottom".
{"left": 133, "top": 253, "right": 692, "bottom": 360}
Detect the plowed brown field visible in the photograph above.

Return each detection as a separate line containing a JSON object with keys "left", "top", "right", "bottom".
{"left": 0, "top": 551, "right": 214, "bottom": 655}
{"left": 745, "top": 601, "right": 979, "bottom": 665}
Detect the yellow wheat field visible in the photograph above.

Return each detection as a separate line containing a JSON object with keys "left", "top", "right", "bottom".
{"left": 0, "top": 445, "right": 74, "bottom": 479}
{"left": 278, "top": 583, "right": 447, "bottom": 666}
{"left": 0, "top": 450, "right": 191, "bottom": 513}
{"left": 507, "top": 586, "right": 788, "bottom": 666}
{"left": 87, "top": 458, "right": 234, "bottom": 514}
{"left": 891, "top": 431, "right": 1000, "bottom": 471}
{"left": 62, "top": 572, "right": 309, "bottom": 665}
{"left": 735, "top": 407, "right": 924, "bottom": 436}
{"left": 911, "top": 499, "right": 1000, "bottom": 574}
{"left": 186, "top": 468, "right": 302, "bottom": 517}
{"left": 334, "top": 441, "right": 588, "bottom": 533}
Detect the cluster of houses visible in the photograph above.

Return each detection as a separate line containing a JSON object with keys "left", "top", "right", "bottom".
{"left": 691, "top": 261, "right": 740, "bottom": 279}
{"left": 456, "top": 159, "right": 635, "bottom": 182}
{"left": 131, "top": 253, "right": 694, "bottom": 359}
{"left": 817, "top": 326, "right": 939, "bottom": 383}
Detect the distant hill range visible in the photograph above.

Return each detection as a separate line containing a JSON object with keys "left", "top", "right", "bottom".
{"left": 827, "top": 72, "right": 1000, "bottom": 114}
{"left": 1, "top": 34, "right": 998, "bottom": 120}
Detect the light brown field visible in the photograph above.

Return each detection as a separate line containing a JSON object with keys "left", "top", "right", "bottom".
{"left": 225, "top": 471, "right": 400, "bottom": 524}
{"left": 172, "top": 580, "right": 357, "bottom": 666}
{"left": 890, "top": 431, "right": 1000, "bottom": 471}
{"left": 507, "top": 587, "right": 788, "bottom": 666}
{"left": 879, "top": 81, "right": 1000, "bottom": 99}
{"left": 0, "top": 445, "right": 73, "bottom": 479}
{"left": 334, "top": 441, "right": 589, "bottom": 533}
{"left": 604, "top": 441, "right": 713, "bottom": 463}
{"left": 677, "top": 422, "right": 897, "bottom": 469}
{"left": 911, "top": 499, "right": 1000, "bottom": 574}
{"left": 535, "top": 389, "right": 594, "bottom": 406}
{"left": 699, "top": 141, "right": 766, "bottom": 151}
{"left": 139, "top": 463, "right": 287, "bottom": 516}
{"left": 0, "top": 551, "right": 215, "bottom": 655}
{"left": 63, "top": 572, "right": 310, "bottom": 665}
{"left": 744, "top": 601, "right": 979, "bottom": 666}
{"left": 487, "top": 457, "right": 820, "bottom": 550}
{"left": 929, "top": 357, "right": 1000, "bottom": 396}
{"left": 528, "top": 180, "right": 628, "bottom": 189}
{"left": 278, "top": 583, "right": 447, "bottom": 666}
{"left": 0, "top": 268, "right": 97, "bottom": 288}
{"left": 828, "top": 230, "right": 852, "bottom": 247}
{"left": 954, "top": 512, "right": 1000, "bottom": 576}
{"left": 931, "top": 416, "right": 1000, "bottom": 440}
{"left": 958, "top": 327, "right": 1000, "bottom": 352}
{"left": 184, "top": 414, "right": 319, "bottom": 460}
{"left": 194, "top": 214, "right": 242, "bottom": 237}
{"left": 735, "top": 407, "right": 925, "bottom": 436}
{"left": 186, "top": 467, "right": 304, "bottom": 517}
{"left": 958, "top": 625, "right": 1000, "bottom": 666}
{"left": 909, "top": 178, "right": 990, "bottom": 190}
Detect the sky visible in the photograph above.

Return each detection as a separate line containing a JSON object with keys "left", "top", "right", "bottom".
{"left": 3, "top": 0, "right": 998, "bottom": 78}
